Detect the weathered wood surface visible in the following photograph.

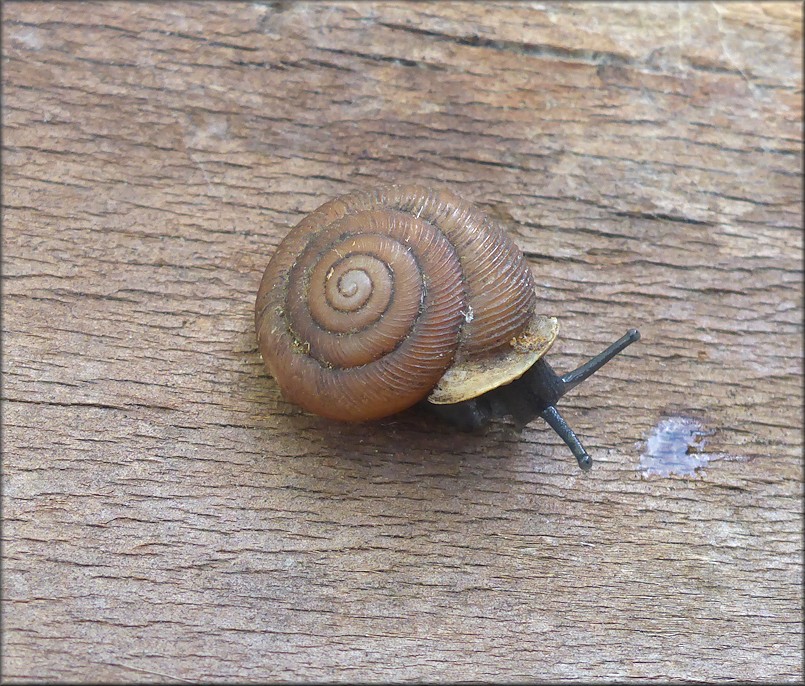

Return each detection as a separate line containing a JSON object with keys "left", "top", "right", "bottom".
{"left": 2, "top": 2, "right": 802, "bottom": 683}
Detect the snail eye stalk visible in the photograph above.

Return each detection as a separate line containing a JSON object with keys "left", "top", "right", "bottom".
{"left": 427, "top": 329, "right": 641, "bottom": 471}
{"left": 540, "top": 405, "right": 592, "bottom": 471}
{"left": 561, "top": 329, "right": 641, "bottom": 391}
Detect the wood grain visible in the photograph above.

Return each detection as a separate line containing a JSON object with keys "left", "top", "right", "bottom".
{"left": 2, "top": 2, "right": 802, "bottom": 682}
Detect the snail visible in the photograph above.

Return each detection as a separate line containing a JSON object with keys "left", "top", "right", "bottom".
{"left": 255, "top": 184, "right": 640, "bottom": 470}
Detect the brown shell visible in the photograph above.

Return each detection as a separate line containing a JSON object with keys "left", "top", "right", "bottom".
{"left": 255, "top": 184, "right": 540, "bottom": 421}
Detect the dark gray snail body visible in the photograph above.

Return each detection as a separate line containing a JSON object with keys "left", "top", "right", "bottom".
{"left": 255, "top": 184, "right": 640, "bottom": 470}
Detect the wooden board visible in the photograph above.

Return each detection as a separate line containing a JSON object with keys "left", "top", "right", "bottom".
{"left": 3, "top": 2, "right": 802, "bottom": 682}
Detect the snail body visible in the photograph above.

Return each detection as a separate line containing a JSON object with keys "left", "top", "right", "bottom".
{"left": 255, "top": 184, "right": 641, "bottom": 470}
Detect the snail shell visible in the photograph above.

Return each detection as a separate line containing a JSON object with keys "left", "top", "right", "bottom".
{"left": 255, "top": 184, "right": 558, "bottom": 421}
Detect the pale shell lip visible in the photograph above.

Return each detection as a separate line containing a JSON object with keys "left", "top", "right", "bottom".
{"left": 427, "top": 314, "right": 559, "bottom": 405}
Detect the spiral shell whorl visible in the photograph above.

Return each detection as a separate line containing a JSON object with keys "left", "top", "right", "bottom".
{"left": 255, "top": 185, "right": 537, "bottom": 421}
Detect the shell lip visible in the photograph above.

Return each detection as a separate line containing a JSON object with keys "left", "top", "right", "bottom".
{"left": 427, "top": 313, "right": 559, "bottom": 405}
